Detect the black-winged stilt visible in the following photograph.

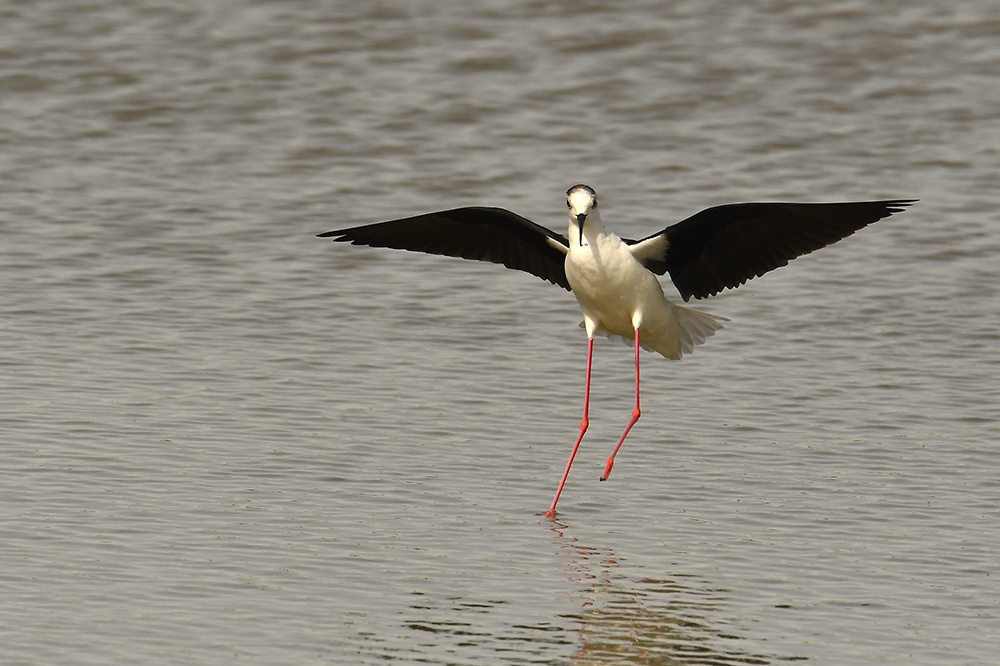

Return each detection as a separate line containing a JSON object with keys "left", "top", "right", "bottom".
{"left": 320, "top": 185, "right": 914, "bottom": 516}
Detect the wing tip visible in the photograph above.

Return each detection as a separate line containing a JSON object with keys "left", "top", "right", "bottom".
{"left": 317, "top": 230, "right": 355, "bottom": 241}
{"left": 883, "top": 199, "right": 918, "bottom": 214}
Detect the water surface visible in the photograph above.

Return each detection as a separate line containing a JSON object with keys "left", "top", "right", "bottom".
{"left": 2, "top": 1, "right": 999, "bottom": 664}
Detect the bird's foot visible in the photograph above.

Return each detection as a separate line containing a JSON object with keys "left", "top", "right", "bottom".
{"left": 600, "top": 457, "right": 614, "bottom": 481}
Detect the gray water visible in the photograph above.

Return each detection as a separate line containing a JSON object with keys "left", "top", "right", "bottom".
{"left": 2, "top": 1, "right": 999, "bottom": 664}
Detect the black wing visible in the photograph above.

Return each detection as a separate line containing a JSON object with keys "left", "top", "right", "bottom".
{"left": 318, "top": 207, "right": 571, "bottom": 290}
{"left": 631, "top": 200, "right": 916, "bottom": 301}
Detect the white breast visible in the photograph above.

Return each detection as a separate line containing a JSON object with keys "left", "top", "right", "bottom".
{"left": 566, "top": 232, "right": 667, "bottom": 338}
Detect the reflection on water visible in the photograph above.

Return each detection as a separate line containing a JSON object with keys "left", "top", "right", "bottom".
{"left": 549, "top": 522, "right": 774, "bottom": 665}
{"left": 396, "top": 594, "right": 576, "bottom": 663}
{"left": 388, "top": 521, "right": 780, "bottom": 664}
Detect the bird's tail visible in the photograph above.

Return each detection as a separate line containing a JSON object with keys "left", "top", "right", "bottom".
{"left": 672, "top": 305, "right": 727, "bottom": 358}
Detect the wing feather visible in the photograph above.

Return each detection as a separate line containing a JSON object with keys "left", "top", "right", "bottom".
{"left": 319, "top": 207, "right": 571, "bottom": 290}
{"left": 631, "top": 200, "right": 915, "bottom": 301}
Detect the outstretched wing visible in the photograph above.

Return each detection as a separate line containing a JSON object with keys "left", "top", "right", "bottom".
{"left": 629, "top": 200, "right": 915, "bottom": 301}
{"left": 319, "top": 207, "right": 571, "bottom": 290}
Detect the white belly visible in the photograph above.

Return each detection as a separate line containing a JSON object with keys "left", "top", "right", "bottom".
{"left": 564, "top": 232, "right": 724, "bottom": 359}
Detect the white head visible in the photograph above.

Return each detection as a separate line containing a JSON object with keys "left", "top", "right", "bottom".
{"left": 566, "top": 184, "right": 599, "bottom": 245}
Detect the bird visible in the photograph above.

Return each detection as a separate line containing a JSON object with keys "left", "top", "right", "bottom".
{"left": 319, "top": 185, "right": 914, "bottom": 517}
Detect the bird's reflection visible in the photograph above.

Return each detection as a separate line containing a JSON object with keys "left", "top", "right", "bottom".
{"left": 547, "top": 520, "right": 772, "bottom": 665}
{"left": 390, "top": 522, "right": 780, "bottom": 664}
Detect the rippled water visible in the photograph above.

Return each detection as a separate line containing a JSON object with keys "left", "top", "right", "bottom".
{"left": 2, "top": 1, "right": 999, "bottom": 664}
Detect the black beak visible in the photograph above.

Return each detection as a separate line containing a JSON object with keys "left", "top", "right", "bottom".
{"left": 575, "top": 213, "right": 586, "bottom": 244}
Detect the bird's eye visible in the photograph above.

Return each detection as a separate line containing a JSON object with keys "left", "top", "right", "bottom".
{"left": 566, "top": 200, "right": 571, "bottom": 208}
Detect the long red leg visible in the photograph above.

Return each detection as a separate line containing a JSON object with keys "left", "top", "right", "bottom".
{"left": 601, "top": 327, "right": 641, "bottom": 481}
{"left": 544, "top": 337, "right": 594, "bottom": 517}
